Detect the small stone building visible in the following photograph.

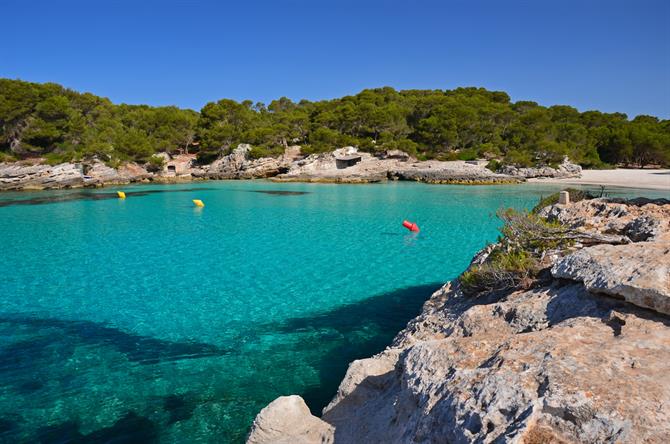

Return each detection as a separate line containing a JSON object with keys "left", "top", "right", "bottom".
{"left": 164, "top": 154, "right": 196, "bottom": 176}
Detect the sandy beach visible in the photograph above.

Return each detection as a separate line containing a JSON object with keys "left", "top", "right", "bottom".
{"left": 529, "top": 168, "right": 670, "bottom": 191}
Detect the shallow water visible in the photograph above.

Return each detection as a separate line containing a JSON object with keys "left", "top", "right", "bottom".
{"left": 0, "top": 181, "right": 665, "bottom": 443}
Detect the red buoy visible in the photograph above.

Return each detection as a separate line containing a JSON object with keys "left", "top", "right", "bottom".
{"left": 402, "top": 220, "right": 420, "bottom": 232}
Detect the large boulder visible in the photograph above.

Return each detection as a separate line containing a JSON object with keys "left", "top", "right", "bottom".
{"left": 247, "top": 396, "right": 334, "bottom": 444}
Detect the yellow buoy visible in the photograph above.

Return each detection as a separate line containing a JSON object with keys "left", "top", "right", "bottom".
{"left": 117, "top": 191, "right": 126, "bottom": 199}
{"left": 193, "top": 199, "right": 205, "bottom": 207}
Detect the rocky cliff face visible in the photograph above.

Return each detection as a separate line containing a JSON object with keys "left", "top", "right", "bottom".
{"left": 0, "top": 160, "right": 153, "bottom": 190}
{"left": 197, "top": 144, "right": 300, "bottom": 180}
{"left": 248, "top": 198, "right": 670, "bottom": 444}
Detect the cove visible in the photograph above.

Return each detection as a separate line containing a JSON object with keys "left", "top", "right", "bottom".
{"left": 0, "top": 181, "right": 665, "bottom": 443}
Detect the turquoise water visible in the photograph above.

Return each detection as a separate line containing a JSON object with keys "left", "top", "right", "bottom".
{"left": 0, "top": 181, "right": 665, "bottom": 443}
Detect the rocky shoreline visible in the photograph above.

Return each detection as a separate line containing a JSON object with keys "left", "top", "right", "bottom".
{"left": 247, "top": 197, "right": 670, "bottom": 443}
{"left": 0, "top": 145, "right": 582, "bottom": 191}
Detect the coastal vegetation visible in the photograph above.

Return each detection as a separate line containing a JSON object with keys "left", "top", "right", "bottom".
{"left": 459, "top": 208, "right": 568, "bottom": 296}
{"left": 1, "top": 78, "right": 669, "bottom": 169}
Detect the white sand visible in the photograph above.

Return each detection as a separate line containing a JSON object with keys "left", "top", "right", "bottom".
{"left": 528, "top": 169, "right": 670, "bottom": 191}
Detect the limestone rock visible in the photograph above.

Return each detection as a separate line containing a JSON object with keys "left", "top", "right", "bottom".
{"left": 391, "top": 160, "right": 520, "bottom": 184}
{"left": 204, "top": 144, "right": 293, "bottom": 179}
{"left": 275, "top": 148, "right": 520, "bottom": 184}
{"left": 551, "top": 241, "right": 670, "bottom": 315}
{"left": 251, "top": 282, "right": 670, "bottom": 443}
{"left": 247, "top": 396, "right": 334, "bottom": 444}
{"left": 249, "top": 198, "right": 670, "bottom": 444}
{"left": 538, "top": 198, "right": 670, "bottom": 242}
{"left": 86, "top": 161, "right": 126, "bottom": 184}
{"left": 377, "top": 149, "right": 413, "bottom": 161}
{"left": 499, "top": 158, "right": 582, "bottom": 179}
{"left": 117, "top": 162, "right": 152, "bottom": 181}
{"left": 0, "top": 162, "right": 84, "bottom": 190}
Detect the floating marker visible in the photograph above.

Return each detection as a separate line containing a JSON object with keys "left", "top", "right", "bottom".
{"left": 117, "top": 191, "right": 126, "bottom": 199}
{"left": 193, "top": 199, "right": 205, "bottom": 207}
{"left": 402, "top": 220, "right": 420, "bottom": 232}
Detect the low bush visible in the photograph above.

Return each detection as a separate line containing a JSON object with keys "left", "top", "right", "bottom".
{"left": 485, "top": 159, "right": 501, "bottom": 172}
{"left": 146, "top": 155, "right": 166, "bottom": 172}
{"left": 459, "top": 208, "right": 575, "bottom": 296}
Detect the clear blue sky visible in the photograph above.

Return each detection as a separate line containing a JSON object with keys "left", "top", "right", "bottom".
{"left": 3, "top": 0, "right": 669, "bottom": 118}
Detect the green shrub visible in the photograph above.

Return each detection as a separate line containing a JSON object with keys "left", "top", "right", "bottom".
{"left": 248, "top": 145, "right": 285, "bottom": 159}
{"left": 456, "top": 148, "right": 479, "bottom": 161}
{"left": 146, "top": 155, "right": 165, "bottom": 172}
{"left": 44, "top": 151, "right": 76, "bottom": 165}
{"left": 0, "top": 152, "right": 16, "bottom": 163}
{"left": 486, "top": 159, "right": 501, "bottom": 172}
{"left": 459, "top": 208, "right": 575, "bottom": 296}
{"left": 460, "top": 250, "right": 538, "bottom": 296}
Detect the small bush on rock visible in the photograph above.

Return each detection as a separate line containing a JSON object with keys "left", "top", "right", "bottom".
{"left": 460, "top": 208, "right": 575, "bottom": 296}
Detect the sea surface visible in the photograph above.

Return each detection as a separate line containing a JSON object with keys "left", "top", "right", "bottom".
{"left": 0, "top": 181, "right": 665, "bottom": 443}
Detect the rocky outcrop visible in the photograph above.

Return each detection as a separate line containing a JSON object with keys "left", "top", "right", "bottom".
{"left": 552, "top": 242, "right": 670, "bottom": 315}
{"left": 0, "top": 146, "right": 534, "bottom": 190}
{"left": 391, "top": 161, "right": 520, "bottom": 184}
{"left": 499, "top": 158, "right": 582, "bottom": 179}
{"left": 248, "top": 198, "right": 670, "bottom": 443}
{"left": 0, "top": 162, "right": 85, "bottom": 190}
{"left": 274, "top": 147, "right": 521, "bottom": 184}
{"left": 86, "top": 161, "right": 151, "bottom": 185}
{"left": 199, "top": 144, "right": 299, "bottom": 180}
{"left": 0, "top": 159, "right": 153, "bottom": 190}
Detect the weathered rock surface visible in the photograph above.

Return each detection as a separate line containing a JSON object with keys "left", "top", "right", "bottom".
{"left": 500, "top": 158, "right": 582, "bottom": 179}
{"left": 552, "top": 242, "right": 670, "bottom": 315}
{"left": 247, "top": 396, "right": 334, "bottom": 444}
{"left": 199, "top": 144, "right": 299, "bottom": 179}
{"left": 275, "top": 147, "right": 521, "bottom": 184}
{"left": 391, "top": 160, "right": 520, "bottom": 184}
{"left": 0, "top": 162, "right": 85, "bottom": 190}
{"left": 248, "top": 198, "right": 670, "bottom": 443}
{"left": 539, "top": 198, "right": 670, "bottom": 242}
{"left": 0, "top": 159, "right": 153, "bottom": 190}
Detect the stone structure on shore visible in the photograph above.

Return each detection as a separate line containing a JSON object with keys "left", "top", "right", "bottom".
{"left": 248, "top": 197, "right": 670, "bottom": 444}
{"left": 0, "top": 145, "right": 584, "bottom": 190}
